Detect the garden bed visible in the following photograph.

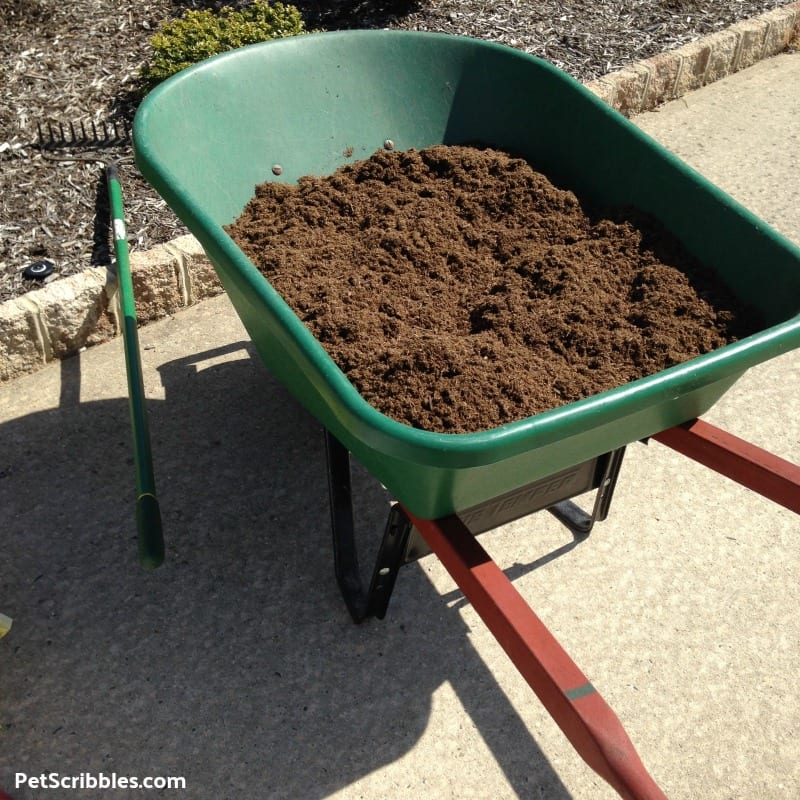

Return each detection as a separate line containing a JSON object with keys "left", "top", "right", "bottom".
{"left": 1, "top": 1, "right": 794, "bottom": 303}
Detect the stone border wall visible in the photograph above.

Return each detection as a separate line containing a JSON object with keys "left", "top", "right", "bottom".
{"left": 583, "top": 3, "right": 799, "bottom": 115}
{"left": 1, "top": 235, "right": 223, "bottom": 381}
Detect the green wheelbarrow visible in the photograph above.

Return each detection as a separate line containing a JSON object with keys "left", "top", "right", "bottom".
{"left": 133, "top": 31, "right": 800, "bottom": 800}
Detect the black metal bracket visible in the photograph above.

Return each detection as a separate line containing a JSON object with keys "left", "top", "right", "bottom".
{"left": 324, "top": 427, "right": 626, "bottom": 622}
{"left": 324, "top": 430, "right": 412, "bottom": 623}
{"left": 546, "top": 447, "right": 626, "bottom": 538}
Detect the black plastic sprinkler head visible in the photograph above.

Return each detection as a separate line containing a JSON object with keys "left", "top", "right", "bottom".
{"left": 23, "top": 259, "right": 55, "bottom": 280}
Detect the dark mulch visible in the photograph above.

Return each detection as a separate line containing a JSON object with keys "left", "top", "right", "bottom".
{"left": 0, "top": 0, "right": 793, "bottom": 303}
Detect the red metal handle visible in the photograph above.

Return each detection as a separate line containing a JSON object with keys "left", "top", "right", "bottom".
{"left": 399, "top": 419, "right": 797, "bottom": 799}
{"left": 404, "top": 509, "right": 668, "bottom": 800}
{"left": 653, "top": 418, "right": 800, "bottom": 514}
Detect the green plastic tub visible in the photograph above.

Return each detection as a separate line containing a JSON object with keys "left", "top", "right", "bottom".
{"left": 133, "top": 30, "right": 800, "bottom": 520}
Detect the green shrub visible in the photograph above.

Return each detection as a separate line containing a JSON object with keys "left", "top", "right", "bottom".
{"left": 140, "top": 1, "right": 307, "bottom": 90}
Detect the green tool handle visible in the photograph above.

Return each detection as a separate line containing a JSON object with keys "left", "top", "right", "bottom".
{"left": 107, "top": 163, "right": 165, "bottom": 568}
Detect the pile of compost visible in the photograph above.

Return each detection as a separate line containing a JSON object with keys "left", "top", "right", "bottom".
{"left": 227, "top": 145, "right": 757, "bottom": 433}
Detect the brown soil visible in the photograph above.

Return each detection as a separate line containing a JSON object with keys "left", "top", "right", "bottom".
{"left": 227, "top": 144, "right": 758, "bottom": 434}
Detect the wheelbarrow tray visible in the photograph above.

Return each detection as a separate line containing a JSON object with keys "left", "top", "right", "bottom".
{"left": 133, "top": 30, "right": 800, "bottom": 520}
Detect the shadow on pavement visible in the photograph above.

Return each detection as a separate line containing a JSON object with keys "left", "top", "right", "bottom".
{"left": 1, "top": 343, "right": 575, "bottom": 799}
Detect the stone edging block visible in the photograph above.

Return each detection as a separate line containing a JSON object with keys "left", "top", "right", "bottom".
{"left": 584, "top": 0, "right": 799, "bottom": 115}
{"left": 0, "top": 234, "right": 222, "bottom": 382}
{"left": 1, "top": 1, "right": 799, "bottom": 383}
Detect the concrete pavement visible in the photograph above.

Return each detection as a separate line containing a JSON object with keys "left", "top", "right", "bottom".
{"left": 1, "top": 53, "right": 799, "bottom": 800}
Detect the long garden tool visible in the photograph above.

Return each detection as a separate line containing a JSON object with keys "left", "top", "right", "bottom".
{"left": 106, "top": 162, "right": 164, "bottom": 568}
{"left": 36, "top": 119, "right": 164, "bottom": 567}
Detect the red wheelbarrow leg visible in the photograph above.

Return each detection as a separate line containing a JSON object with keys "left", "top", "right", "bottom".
{"left": 404, "top": 510, "right": 668, "bottom": 800}
{"left": 653, "top": 419, "right": 800, "bottom": 515}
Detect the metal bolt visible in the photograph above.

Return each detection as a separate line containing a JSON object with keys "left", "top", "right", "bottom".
{"left": 383, "top": 139, "right": 394, "bottom": 151}
{"left": 271, "top": 164, "right": 283, "bottom": 176}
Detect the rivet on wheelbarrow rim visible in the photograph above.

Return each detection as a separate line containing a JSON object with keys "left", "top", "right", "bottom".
{"left": 271, "top": 164, "right": 283, "bottom": 175}
{"left": 383, "top": 139, "right": 394, "bottom": 150}
{"left": 23, "top": 259, "right": 55, "bottom": 280}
